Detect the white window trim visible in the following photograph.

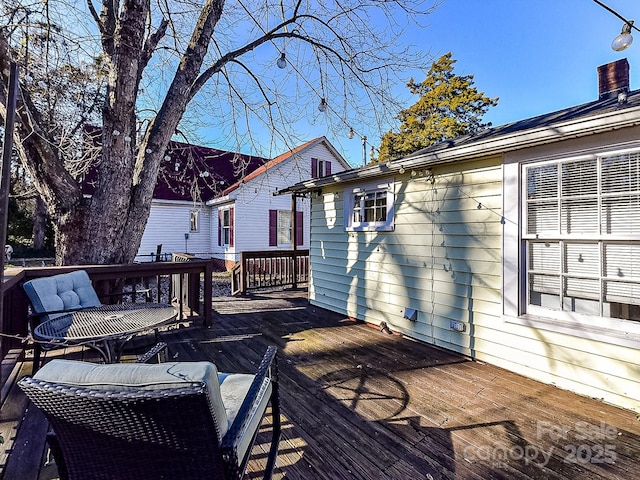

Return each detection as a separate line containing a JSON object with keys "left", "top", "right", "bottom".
{"left": 344, "top": 181, "right": 395, "bottom": 232}
{"left": 190, "top": 210, "right": 199, "bottom": 233}
{"left": 221, "top": 207, "right": 232, "bottom": 247}
{"left": 277, "top": 209, "right": 292, "bottom": 247}
{"left": 502, "top": 149, "right": 640, "bottom": 348}
{"left": 315, "top": 159, "right": 328, "bottom": 178}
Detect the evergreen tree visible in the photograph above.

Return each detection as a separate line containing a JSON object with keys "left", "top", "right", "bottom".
{"left": 376, "top": 53, "right": 498, "bottom": 163}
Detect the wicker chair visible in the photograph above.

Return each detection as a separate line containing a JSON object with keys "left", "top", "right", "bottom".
{"left": 18, "top": 346, "right": 281, "bottom": 480}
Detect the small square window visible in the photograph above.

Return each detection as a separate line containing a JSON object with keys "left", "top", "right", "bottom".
{"left": 344, "top": 182, "right": 394, "bottom": 232}
{"left": 312, "top": 158, "right": 331, "bottom": 178}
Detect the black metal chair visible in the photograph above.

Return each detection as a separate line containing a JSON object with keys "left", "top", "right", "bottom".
{"left": 19, "top": 346, "right": 281, "bottom": 480}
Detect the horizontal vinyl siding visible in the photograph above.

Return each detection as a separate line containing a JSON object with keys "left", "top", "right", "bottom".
{"left": 309, "top": 150, "right": 640, "bottom": 411}
{"left": 309, "top": 159, "right": 504, "bottom": 356}
{"left": 137, "top": 202, "right": 211, "bottom": 260}
{"left": 230, "top": 142, "right": 347, "bottom": 254}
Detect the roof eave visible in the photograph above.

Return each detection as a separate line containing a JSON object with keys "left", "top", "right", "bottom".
{"left": 276, "top": 105, "right": 640, "bottom": 195}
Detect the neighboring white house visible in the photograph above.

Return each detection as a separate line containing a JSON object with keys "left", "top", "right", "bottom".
{"left": 207, "top": 137, "right": 351, "bottom": 270}
{"left": 278, "top": 59, "right": 640, "bottom": 412}
{"left": 136, "top": 136, "right": 350, "bottom": 268}
{"left": 134, "top": 141, "right": 269, "bottom": 262}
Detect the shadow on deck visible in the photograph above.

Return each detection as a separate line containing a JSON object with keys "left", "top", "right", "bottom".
{"left": 2, "top": 289, "right": 640, "bottom": 479}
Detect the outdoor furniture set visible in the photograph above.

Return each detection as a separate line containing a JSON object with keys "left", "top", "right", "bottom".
{"left": 17, "top": 270, "right": 280, "bottom": 479}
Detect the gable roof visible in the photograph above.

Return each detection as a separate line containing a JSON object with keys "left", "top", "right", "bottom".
{"left": 220, "top": 136, "right": 348, "bottom": 196}
{"left": 278, "top": 88, "right": 640, "bottom": 194}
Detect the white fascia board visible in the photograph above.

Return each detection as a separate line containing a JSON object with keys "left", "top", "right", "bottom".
{"left": 205, "top": 194, "right": 233, "bottom": 207}
{"left": 318, "top": 137, "right": 351, "bottom": 170}
{"left": 411, "top": 106, "right": 640, "bottom": 163}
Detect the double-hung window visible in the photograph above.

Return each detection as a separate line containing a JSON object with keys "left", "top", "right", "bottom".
{"left": 277, "top": 210, "right": 292, "bottom": 245}
{"left": 311, "top": 158, "right": 331, "bottom": 178}
{"left": 218, "top": 207, "right": 234, "bottom": 247}
{"left": 269, "top": 210, "right": 303, "bottom": 246}
{"left": 190, "top": 210, "right": 199, "bottom": 233}
{"left": 523, "top": 149, "right": 640, "bottom": 322}
{"left": 344, "top": 182, "right": 394, "bottom": 232}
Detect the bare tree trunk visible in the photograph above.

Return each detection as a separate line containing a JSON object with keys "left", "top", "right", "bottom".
{"left": 1, "top": 0, "right": 429, "bottom": 266}
{"left": 32, "top": 195, "right": 46, "bottom": 250}
{"left": 56, "top": 0, "right": 224, "bottom": 266}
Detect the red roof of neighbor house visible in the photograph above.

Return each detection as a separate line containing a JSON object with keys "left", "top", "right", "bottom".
{"left": 81, "top": 127, "right": 269, "bottom": 202}
{"left": 220, "top": 137, "right": 323, "bottom": 196}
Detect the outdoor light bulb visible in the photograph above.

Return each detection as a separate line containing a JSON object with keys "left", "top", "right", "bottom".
{"left": 318, "top": 98, "right": 327, "bottom": 112}
{"left": 612, "top": 22, "right": 634, "bottom": 51}
{"left": 347, "top": 127, "right": 355, "bottom": 139}
{"left": 277, "top": 52, "right": 287, "bottom": 69}
{"left": 369, "top": 146, "right": 375, "bottom": 158}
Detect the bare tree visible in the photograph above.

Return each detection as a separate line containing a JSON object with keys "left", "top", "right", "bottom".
{"left": 0, "top": 0, "right": 440, "bottom": 265}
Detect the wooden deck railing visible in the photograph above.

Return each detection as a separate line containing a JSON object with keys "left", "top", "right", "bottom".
{"left": 231, "top": 250, "right": 309, "bottom": 295}
{"left": 0, "top": 260, "right": 215, "bottom": 363}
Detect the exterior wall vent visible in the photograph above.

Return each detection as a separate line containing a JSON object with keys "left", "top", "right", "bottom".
{"left": 404, "top": 308, "right": 417, "bottom": 322}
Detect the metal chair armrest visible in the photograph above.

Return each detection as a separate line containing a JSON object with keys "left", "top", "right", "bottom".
{"left": 27, "top": 306, "right": 86, "bottom": 319}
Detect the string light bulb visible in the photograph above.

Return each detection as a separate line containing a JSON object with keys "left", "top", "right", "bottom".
{"left": 347, "top": 127, "right": 355, "bottom": 139}
{"left": 612, "top": 21, "right": 634, "bottom": 51}
{"left": 592, "top": 1, "right": 638, "bottom": 51}
{"left": 277, "top": 52, "right": 287, "bottom": 69}
{"left": 318, "top": 98, "right": 327, "bottom": 112}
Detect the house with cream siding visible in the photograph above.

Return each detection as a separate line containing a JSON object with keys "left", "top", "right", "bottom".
{"left": 278, "top": 59, "right": 640, "bottom": 412}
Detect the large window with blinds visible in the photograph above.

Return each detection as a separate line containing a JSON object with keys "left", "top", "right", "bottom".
{"left": 524, "top": 150, "right": 640, "bottom": 322}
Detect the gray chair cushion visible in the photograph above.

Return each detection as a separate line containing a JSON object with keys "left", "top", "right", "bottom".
{"left": 23, "top": 270, "right": 101, "bottom": 320}
{"left": 219, "top": 372, "right": 273, "bottom": 461}
{"left": 34, "top": 359, "right": 230, "bottom": 440}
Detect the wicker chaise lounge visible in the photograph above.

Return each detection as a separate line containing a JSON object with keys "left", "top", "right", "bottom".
{"left": 19, "top": 346, "right": 281, "bottom": 480}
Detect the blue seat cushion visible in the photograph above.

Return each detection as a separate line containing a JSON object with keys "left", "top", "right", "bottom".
{"left": 23, "top": 270, "right": 101, "bottom": 319}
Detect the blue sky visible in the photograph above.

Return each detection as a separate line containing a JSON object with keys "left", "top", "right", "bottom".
{"left": 330, "top": 0, "right": 640, "bottom": 166}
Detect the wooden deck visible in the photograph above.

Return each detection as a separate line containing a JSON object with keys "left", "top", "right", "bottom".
{"left": 2, "top": 289, "right": 640, "bottom": 479}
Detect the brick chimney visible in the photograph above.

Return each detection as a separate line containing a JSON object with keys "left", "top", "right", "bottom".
{"left": 598, "top": 58, "right": 630, "bottom": 99}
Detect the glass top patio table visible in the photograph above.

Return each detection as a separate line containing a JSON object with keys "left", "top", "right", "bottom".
{"left": 33, "top": 303, "right": 178, "bottom": 363}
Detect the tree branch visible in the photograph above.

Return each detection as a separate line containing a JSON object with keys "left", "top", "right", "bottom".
{"left": 141, "top": 18, "right": 169, "bottom": 70}
{"left": 0, "top": 29, "right": 81, "bottom": 210}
